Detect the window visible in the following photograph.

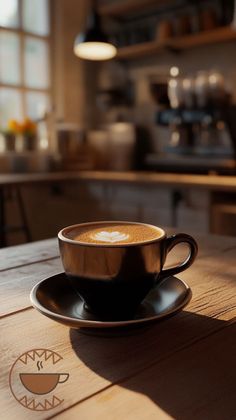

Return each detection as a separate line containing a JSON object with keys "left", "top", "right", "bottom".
{"left": 0, "top": 0, "right": 51, "bottom": 128}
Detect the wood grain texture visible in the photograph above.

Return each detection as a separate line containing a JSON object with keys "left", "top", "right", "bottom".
{"left": 0, "top": 238, "right": 58, "bottom": 272}
{"left": 0, "top": 257, "right": 62, "bottom": 317}
{"left": 0, "top": 307, "right": 234, "bottom": 419}
{"left": 57, "top": 324, "right": 236, "bottom": 420}
{"left": 0, "top": 233, "right": 236, "bottom": 419}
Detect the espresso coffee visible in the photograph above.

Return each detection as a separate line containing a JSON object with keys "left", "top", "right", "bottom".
{"left": 67, "top": 222, "right": 162, "bottom": 245}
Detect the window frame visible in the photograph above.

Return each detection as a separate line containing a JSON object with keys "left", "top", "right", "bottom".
{"left": 0, "top": 0, "right": 52, "bottom": 118}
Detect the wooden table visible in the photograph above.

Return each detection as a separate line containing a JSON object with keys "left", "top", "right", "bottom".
{"left": 1, "top": 231, "right": 236, "bottom": 419}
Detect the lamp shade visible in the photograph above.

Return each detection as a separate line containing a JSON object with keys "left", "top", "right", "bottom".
{"left": 74, "top": 11, "right": 117, "bottom": 61}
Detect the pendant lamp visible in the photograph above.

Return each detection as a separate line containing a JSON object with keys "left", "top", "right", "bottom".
{"left": 74, "top": 3, "right": 117, "bottom": 61}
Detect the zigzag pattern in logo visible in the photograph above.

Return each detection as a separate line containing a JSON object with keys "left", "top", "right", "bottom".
{"left": 19, "top": 349, "right": 62, "bottom": 365}
{"left": 19, "top": 395, "right": 63, "bottom": 410}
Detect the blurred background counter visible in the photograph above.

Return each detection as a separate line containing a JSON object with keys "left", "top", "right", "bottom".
{"left": 1, "top": 170, "right": 236, "bottom": 246}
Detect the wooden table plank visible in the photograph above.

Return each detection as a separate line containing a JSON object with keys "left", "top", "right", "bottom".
{"left": 57, "top": 324, "right": 236, "bottom": 420}
{"left": 0, "top": 306, "right": 234, "bottom": 420}
{"left": 179, "top": 247, "right": 236, "bottom": 321}
{"left": 0, "top": 257, "right": 62, "bottom": 317}
{"left": 0, "top": 238, "right": 58, "bottom": 272}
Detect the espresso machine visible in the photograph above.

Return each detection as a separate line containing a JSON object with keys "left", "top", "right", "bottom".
{"left": 146, "top": 71, "right": 236, "bottom": 174}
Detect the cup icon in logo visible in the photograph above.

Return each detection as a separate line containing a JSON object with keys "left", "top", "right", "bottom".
{"left": 20, "top": 373, "right": 69, "bottom": 395}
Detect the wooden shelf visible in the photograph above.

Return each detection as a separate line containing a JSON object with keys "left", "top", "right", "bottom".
{"left": 98, "top": 0, "right": 173, "bottom": 17}
{"left": 169, "top": 26, "right": 236, "bottom": 50}
{"left": 116, "top": 26, "right": 236, "bottom": 60}
{"left": 117, "top": 39, "right": 165, "bottom": 60}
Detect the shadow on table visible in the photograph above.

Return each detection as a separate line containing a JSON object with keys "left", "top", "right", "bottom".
{"left": 70, "top": 311, "right": 236, "bottom": 420}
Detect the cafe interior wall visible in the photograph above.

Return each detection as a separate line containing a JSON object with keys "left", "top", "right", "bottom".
{"left": 95, "top": 40, "right": 236, "bottom": 152}
{"left": 9, "top": 53, "right": 231, "bottom": 246}
{"left": 49, "top": 1, "right": 236, "bottom": 139}
{"left": 47, "top": 1, "right": 236, "bottom": 136}
{"left": 6, "top": 4, "right": 236, "bottom": 246}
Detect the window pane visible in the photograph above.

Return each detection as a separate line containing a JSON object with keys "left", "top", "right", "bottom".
{"left": 26, "top": 91, "right": 49, "bottom": 119}
{"left": 24, "top": 37, "right": 49, "bottom": 89}
{"left": 0, "top": 0, "right": 19, "bottom": 28}
{"left": 0, "top": 31, "right": 21, "bottom": 85}
{"left": 22, "top": 0, "right": 49, "bottom": 36}
{"left": 0, "top": 88, "right": 23, "bottom": 128}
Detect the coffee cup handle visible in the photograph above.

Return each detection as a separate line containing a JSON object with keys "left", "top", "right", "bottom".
{"left": 159, "top": 233, "right": 198, "bottom": 280}
{"left": 58, "top": 373, "right": 69, "bottom": 384}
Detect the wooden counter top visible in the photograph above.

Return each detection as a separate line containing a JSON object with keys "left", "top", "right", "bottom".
{"left": 0, "top": 171, "right": 236, "bottom": 192}
{"left": 1, "top": 231, "right": 236, "bottom": 418}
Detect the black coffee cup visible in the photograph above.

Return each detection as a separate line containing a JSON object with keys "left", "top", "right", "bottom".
{"left": 58, "top": 221, "right": 198, "bottom": 320}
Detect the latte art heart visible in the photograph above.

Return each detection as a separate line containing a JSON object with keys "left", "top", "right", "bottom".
{"left": 91, "top": 231, "right": 130, "bottom": 243}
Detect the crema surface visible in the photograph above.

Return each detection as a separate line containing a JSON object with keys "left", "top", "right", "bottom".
{"left": 69, "top": 223, "right": 162, "bottom": 245}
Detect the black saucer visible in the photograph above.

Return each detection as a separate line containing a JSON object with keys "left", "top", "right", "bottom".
{"left": 30, "top": 273, "right": 192, "bottom": 330}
